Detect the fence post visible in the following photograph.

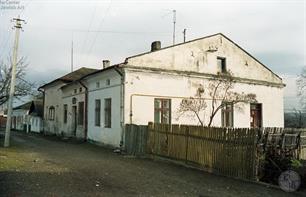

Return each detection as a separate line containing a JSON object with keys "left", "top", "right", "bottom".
{"left": 185, "top": 125, "right": 189, "bottom": 164}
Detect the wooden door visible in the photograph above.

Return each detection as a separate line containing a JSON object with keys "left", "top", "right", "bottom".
{"left": 72, "top": 106, "right": 77, "bottom": 136}
{"left": 250, "top": 104, "right": 262, "bottom": 128}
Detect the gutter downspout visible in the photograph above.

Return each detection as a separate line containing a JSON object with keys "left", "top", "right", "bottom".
{"left": 38, "top": 87, "right": 45, "bottom": 134}
{"left": 114, "top": 67, "right": 125, "bottom": 149}
{"left": 79, "top": 80, "right": 88, "bottom": 141}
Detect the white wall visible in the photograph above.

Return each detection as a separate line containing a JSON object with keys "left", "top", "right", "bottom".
{"left": 43, "top": 81, "right": 66, "bottom": 135}
{"left": 86, "top": 69, "right": 122, "bottom": 147}
{"left": 124, "top": 70, "right": 284, "bottom": 128}
{"left": 62, "top": 83, "right": 86, "bottom": 138}
{"left": 12, "top": 109, "right": 28, "bottom": 130}
{"left": 126, "top": 34, "right": 282, "bottom": 85}
{"left": 30, "top": 116, "right": 43, "bottom": 133}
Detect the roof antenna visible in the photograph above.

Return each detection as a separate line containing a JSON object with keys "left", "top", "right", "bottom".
{"left": 172, "top": 10, "right": 176, "bottom": 45}
{"left": 183, "top": 28, "right": 186, "bottom": 43}
{"left": 71, "top": 39, "right": 74, "bottom": 72}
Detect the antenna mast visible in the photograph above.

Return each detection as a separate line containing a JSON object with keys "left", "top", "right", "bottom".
{"left": 172, "top": 10, "right": 176, "bottom": 45}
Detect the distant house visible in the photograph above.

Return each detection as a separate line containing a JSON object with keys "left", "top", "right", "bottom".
{"left": 40, "top": 33, "right": 285, "bottom": 148}
{"left": 11, "top": 100, "right": 43, "bottom": 133}
{"left": 38, "top": 67, "right": 97, "bottom": 137}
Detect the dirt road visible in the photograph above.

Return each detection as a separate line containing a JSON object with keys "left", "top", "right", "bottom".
{"left": 0, "top": 131, "right": 304, "bottom": 196}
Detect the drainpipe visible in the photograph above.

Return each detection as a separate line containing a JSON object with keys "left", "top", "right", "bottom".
{"left": 38, "top": 88, "right": 45, "bottom": 134}
{"left": 114, "top": 66, "right": 125, "bottom": 149}
{"left": 79, "top": 80, "right": 88, "bottom": 141}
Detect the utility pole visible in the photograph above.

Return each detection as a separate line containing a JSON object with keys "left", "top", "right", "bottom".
{"left": 4, "top": 16, "right": 25, "bottom": 147}
{"left": 172, "top": 10, "right": 176, "bottom": 45}
{"left": 183, "top": 28, "right": 186, "bottom": 43}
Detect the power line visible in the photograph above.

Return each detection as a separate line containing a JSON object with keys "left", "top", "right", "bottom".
{"left": 79, "top": 4, "right": 98, "bottom": 65}
{"left": 0, "top": 0, "right": 32, "bottom": 61}
{"left": 85, "top": 0, "right": 113, "bottom": 65}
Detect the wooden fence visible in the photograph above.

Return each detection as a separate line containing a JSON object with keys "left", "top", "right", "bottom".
{"left": 299, "top": 130, "right": 306, "bottom": 160}
{"left": 124, "top": 123, "right": 306, "bottom": 181}
{"left": 147, "top": 123, "right": 258, "bottom": 180}
{"left": 125, "top": 124, "right": 148, "bottom": 156}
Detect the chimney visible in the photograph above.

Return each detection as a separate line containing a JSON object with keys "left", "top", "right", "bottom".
{"left": 151, "top": 41, "right": 161, "bottom": 52}
{"left": 102, "top": 60, "right": 110, "bottom": 69}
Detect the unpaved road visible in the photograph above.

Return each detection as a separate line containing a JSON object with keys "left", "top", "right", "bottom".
{"left": 0, "top": 131, "right": 304, "bottom": 197}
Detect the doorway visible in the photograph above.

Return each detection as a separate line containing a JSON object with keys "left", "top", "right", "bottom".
{"left": 72, "top": 106, "right": 77, "bottom": 136}
{"left": 250, "top": 103, "right": 262, "bottom": 128}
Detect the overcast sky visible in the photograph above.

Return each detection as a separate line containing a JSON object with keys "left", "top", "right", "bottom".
{"left": 0, "top": 0, "right": 305, "bottom": 110}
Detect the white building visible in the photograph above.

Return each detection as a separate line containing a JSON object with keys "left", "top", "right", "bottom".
{"left": 41, "top": 33, "right": 285, "bottom": 148}
{"left": 38, "top": 67, "right": 97, "bottom": 137}
{"left": 11, "top": 100, "right": 43, "bottom": 133}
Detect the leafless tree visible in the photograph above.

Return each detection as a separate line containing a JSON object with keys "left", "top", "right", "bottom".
{"left": 178, "top": 85, "right": 207, "bottom": 126}
{"left": 178, "top": 71, "right": 257, "bottom": 127}
{"left": 297, "top": 66, "right": 306, "bottom": 108}
{"left": 0, "top": 57, "right": 35, "bottom": 106}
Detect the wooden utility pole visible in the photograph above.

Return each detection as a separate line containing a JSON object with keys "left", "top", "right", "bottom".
{"left": 4, "top": 16, "right": 25, "bottom": 147}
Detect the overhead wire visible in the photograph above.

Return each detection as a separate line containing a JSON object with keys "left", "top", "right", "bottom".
{"left": 85, "top": 0, "right": 113, "bottom": 65}
{"left": 79, "top": 4, "right": 98, "bottom": 64}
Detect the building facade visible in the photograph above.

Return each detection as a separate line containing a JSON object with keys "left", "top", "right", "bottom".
{"left": 40, "top": 33, "right": 285, "bottom": 148}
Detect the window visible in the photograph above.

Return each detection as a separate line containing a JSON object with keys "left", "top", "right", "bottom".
{"left": 78, "top": 102, "right": 84, "bottom": 125}
{"left": 79, "top": 87, "right": 82, "bottom": 93}
{"left": 74, "top": 89, "right": 77, "bottom": 94}
{"left": 95, "top": 99, "right": 101, "bottom": 126}
{"left": 63, "top": 104, "right": 68, "bottom": 123}
{"left": 106, "top": 79, "right": 110, "bottom": 86}
{"left": 96, "top": 82, "right": 100, "bottom": 88}
{"left": 217, "top": 57, "right": 226, "bottom": 73}
{"left": 104, "top": 98, "right": 112, "bottom": 128}
{"left": 154, "top": 99, "right": 171, "bottom": 124}
{"left": 48, "top": 106, "right": 55, "bottom": 121}
{"left": 221, "top": 102, "right": 233, "bottom": 127}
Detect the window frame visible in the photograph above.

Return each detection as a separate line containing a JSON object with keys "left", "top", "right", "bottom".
{"left": 221, "top": 102, "right": 234, "bottom": 127}
{"left": 104, "top": 98, "right": 112, "bottom": 128}
{"left": 95, "top": 99, "right": 101, "bottom": 126}
{"left": 48, "top": 106, "right": 55, "bottom": 121}
{"left": 154, "top": 98, "right": 171, "bottom": 124}
{"left": 217, "top": 57, "right": 227, "bottom": 73}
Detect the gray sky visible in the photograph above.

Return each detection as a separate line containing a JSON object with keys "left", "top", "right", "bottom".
{"left": 0, "top": 0, "right": 305, "bottom": 110}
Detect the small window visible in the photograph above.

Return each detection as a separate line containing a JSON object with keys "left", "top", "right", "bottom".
{"left": 106, "top": 79, "right": 110, "bottom": 86}
{"left": 74, "top": 89, "right": 77, "bottom": 94}
{"left": 221, "top": 102, "right": 233, "bottom": 127}
{"left": 104, "top": 98, "right": 112, "bottom": 128}
{"left": 96, "top": 82, "right": 100, "bottom": 88}
{"left": 78, "top": 102, "right": 84, "bottom": 125}
{"left": 217, "top": 57, "right": 226, "bottom": 73}
{"left": 154, "top": 99, "right": 171, "bottom": 124}
{"left": 79, "top": 87, "right": 82, "bottom": 93}
{"left": 95, "top": 99, "right": 101, "bottom": 126}
{"left": 63, "top": 104, "right": 68, "bottom": 123}
{"left": 49, "top": 106, "right": 55, "bottom": 121}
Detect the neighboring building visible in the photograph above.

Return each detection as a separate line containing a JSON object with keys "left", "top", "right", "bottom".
{"left": 41, "top": 33, "right": 285, "bottom": 148}
{"left": 11, "top": 100, "right": 43, "bottom": 133}
{"left": 0, "top": 115, "right": 6, "bottom": 128}
{"left": 38, "top": 67, "right": 97, "bottom": 137}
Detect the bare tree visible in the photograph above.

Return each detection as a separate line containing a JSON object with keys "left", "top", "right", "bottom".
{"left": 297, "top": 66, "right": 306, "bottom": 108}
{"left": 178, "top": 85, "right": 207, "bottom": 126}
{"left": 0, "top": 57, "right": 35, "bottom": 106}
{"left": 178, "top": 71, "right": 257, "bottom": 127}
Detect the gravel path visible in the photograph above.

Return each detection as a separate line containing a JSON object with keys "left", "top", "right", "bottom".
{"left": 0, "top": 131, "right": 304, "bottom": 197}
